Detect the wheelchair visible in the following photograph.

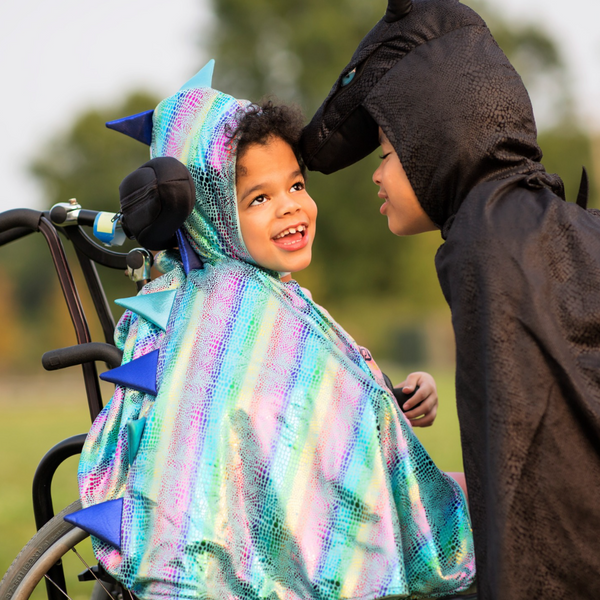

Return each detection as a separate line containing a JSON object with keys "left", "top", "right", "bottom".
{"left": 0, "top": 198, "right": 154, "bottom": 600}
{"left": 0, "top": 166, "right": 476, "bottom": 600}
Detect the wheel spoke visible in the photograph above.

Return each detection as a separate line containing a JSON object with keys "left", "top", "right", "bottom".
{"left": 70, "top": 546, "right": 117, "bottom": 600}
{"left": 43, "top": 574, "right": 73, "bottom": 600}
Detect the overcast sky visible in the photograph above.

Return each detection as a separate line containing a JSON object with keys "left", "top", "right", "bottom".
{"left": 1, "top": 0, "right": 599, "bottom": 212}
{"left": 0, "top": 0, "right": 209, "bottom": 212}
{"left": 499, "top": 0, "right": 600, "bottom": 126}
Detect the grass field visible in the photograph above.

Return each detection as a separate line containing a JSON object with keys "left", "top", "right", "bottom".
{"left": 0, "top": 367, "right": 463, "bottom": 587}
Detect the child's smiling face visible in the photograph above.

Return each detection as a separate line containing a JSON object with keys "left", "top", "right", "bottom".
{"left": 236, "top": 136, "right": 317, "bottom": 276}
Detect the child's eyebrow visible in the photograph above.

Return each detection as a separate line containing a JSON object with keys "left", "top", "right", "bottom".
{"left": 239, "top": 183, "right": 265, "bottom": 203}
{"left": 238, "top": 170, "right": 305, "bottom": 204}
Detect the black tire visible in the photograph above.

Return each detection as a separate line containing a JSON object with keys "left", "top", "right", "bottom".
{"left": 0, "top": 500, "right": 89, "bottom": 600}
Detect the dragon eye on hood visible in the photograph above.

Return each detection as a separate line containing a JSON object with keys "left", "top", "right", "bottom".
{"left": 341, "top": 68, "right": 356, "bottom": 87}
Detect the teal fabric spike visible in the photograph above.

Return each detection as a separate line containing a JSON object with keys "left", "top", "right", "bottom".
{"left": 100, "top": 349, "right": 159, "bottom": 396}
{"left": 115, "top": 289, "right": 177, "bottom": 332}
{"left": 64, "top": 498, "right": 123, "bottom": 550}
{"left": 127, "top": 418, "right": 146, "bottom": 465}
{"left": 179, "top": 59, "right": 215, "bottom": 92}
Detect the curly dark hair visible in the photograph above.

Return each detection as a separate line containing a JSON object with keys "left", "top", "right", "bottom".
{"left": 228, "top": 100, "right": 306, "bottom": 177}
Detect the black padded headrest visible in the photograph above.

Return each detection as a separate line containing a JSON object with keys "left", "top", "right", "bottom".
{"left": 119, "top": 157, "right": 196, "bottom": 250}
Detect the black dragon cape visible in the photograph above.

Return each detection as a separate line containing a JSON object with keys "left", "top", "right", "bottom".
{"left": 300, "top": 0, "right": 600, "bottom": 598}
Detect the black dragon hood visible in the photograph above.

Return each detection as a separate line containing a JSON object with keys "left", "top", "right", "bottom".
{"left": 300, "top": 0, "right": 564, "bottom": 233}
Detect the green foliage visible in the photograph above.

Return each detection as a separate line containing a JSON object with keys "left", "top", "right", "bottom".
{"left": 30, "top": 92, "right": 159, "bottom": 213}
{"left": 0, "top": 93, "right": 159, "bottom": 371}
{"left": 210, "top": 0, "right": 383, "bottom": 114}
{"left": 539, "top": 128, "right": 596, "bottom": 206}
{"left": 3, "top": 0, "right": 595, "bottom": 369}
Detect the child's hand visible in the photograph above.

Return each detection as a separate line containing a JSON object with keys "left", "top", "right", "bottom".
{"left": 396, "top": 371, "right": 438, "bottom": 427}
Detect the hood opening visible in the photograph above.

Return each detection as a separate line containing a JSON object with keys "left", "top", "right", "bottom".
{"left": 302, "top": 105, "right": 379, "bottom": 174}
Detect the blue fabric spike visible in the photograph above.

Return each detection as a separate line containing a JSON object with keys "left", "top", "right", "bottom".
{"left": 178, "top": 59, "right": 215, "bottom": 92}
{"left": 106, "top": 110, "right": 154, "bottom": 145}
{"left": 64, "top": 498, "right": 123, "bottom": 550}
{"left": 127, "top": 418, "right": 146, "bottom": 465}
{"left": 176, "top": 229, "right": 203, "bottom": 275}
{"left": 100, "top": 349, "right": 159, "bottom": 396}
{"left": 115, "top": 290, "right": 177, "bottom": 332}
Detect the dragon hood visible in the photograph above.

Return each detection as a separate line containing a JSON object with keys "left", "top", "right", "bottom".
{"left": 300, "top": 0, "right": 563, "bottom": 233}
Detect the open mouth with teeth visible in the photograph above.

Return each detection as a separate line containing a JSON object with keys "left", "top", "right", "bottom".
{"left": 271, "top": 224, "right": 309, "bottom": 250}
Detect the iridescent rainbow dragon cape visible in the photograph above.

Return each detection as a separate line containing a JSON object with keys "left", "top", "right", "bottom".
{"left": 74, "top": 62, "right": 475, "bottom": 600}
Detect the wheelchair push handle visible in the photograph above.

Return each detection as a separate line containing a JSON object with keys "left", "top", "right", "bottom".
{"left": 0, "top": 208, "right": 45, "bottom": 246}
{"left": 0, "top": 207, "right": 44, "bottom": 231}
{"left": 42, "top": 342, "right": 123, "bottom": 371}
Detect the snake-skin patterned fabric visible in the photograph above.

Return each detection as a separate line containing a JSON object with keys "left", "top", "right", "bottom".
{"left": 78, "top": 82, "right": 475, "bottom": 599}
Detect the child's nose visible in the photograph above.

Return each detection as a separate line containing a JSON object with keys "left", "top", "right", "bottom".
{"left": 277, "top": 194, "right": 302, "bottom": 216}
{"left": 372, "top": 165, "right": 381, "bottom": 186}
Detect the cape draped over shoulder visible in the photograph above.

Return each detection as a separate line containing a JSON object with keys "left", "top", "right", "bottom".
{"left": 78, "top": 82, "right": 475, "bottom": 600}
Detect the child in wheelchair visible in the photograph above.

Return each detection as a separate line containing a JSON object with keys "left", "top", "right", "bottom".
{"left": 77, "top": 64, "right": 476, "bottom": 600}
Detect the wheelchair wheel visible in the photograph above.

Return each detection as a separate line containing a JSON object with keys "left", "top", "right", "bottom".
{"left": 0, "top": 501, "right": 127, "bottom": 600}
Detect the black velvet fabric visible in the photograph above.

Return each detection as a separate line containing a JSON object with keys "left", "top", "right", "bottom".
{"left": 300, "top": 0, "right": 600, "bottom": 597}
{"left": 436, "top": 176, "right": 600, "bottom": 599}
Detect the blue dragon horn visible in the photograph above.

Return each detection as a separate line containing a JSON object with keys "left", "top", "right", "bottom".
{"left": 106, "top": 110, "right": 154, "bottom": 145}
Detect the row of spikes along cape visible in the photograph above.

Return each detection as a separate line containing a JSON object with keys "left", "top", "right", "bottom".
{"left": 64, "top": 61, "right": 214, "bottom": 547}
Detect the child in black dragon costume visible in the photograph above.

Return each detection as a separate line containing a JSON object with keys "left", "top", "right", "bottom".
{"left": 300, "top": 1, "right": 600, "bottom": 598}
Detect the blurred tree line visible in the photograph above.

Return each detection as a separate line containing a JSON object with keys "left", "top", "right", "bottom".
{"left": 0, "top": 0, "right": 596, "bottom": 372}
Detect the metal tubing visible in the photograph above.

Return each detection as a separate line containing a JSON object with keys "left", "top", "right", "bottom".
{"left": 37, "top": 217, "right": 104, "bottom": 421}
{"left": 32, "top": 434, "right": 87, "bottom": 600}
{"left": 72, "top": 245, "right": 117, "bottom": 344}
{"left": 0, "top": 226, "right": 35, "bottom": 246}
{"left": 32, "top": 434, "right": 87, "bottom": 530}
{"left": 64, "top": 226, "right": 128, "bottom": 270}
{"left": 0, "top": 208, "right": 43, "bottom": 232}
